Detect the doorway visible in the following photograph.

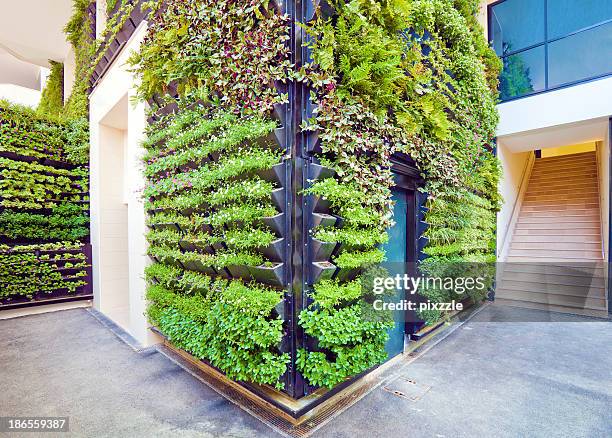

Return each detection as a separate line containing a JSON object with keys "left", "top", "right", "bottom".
{"left": 383, "top": 182, "right": 417, "bottom": 357}
{"left": 95, "top": 95, "right": 130, "bottom": 331}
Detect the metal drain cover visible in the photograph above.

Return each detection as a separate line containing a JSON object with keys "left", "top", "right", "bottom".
{"left": 383, "top": 377, "right": 431, "bottom": 401}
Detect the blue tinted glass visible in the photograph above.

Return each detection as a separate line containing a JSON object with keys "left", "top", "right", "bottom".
{"left": 383, "top": 188, "right": 406, "bottom": 358}
{"left": 499, "top": 46, "right": 546, "bottom": 100}
{"left": 490, "top": 0, "right": 545, "bottom": 56}
{"left": 548, "top": 0, "right": 612, "bottom": 39}
{"left": 548, "top": 20, "right": 612, "bottom": 88}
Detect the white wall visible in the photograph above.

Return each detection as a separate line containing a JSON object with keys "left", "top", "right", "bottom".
{"left": 96, "top": 123, "right": 130, "bottom": 329}
{"left": 496, "top": 143, "right": 531, "bottom": 260}
{"left": 0, "top": 83, "right": 40, "bottom": 107}
{"left": 90, "top": 22, "right": 157, "bottom": 346}
{"left": 96, "top": 0, "right": 108, "bottom": 39}
{"left": 497, "top": 77, "right": 612, "bottom": 138}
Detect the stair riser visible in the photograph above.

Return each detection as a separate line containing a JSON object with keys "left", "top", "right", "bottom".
{"left": 528, "top": 174, "right": 598, "bottom": 184}
{"left": 493, "top": 299, "right": 608, "bottom": 317}
{"left": 499, "top": 263, "right": 607, "bottom": 278}
{"left": 522, "top": 200, "right": 600, "bottom": 208}
{"left": 519, "top": 211, "right": 600, "bottom": 218}
{"left": 525, "top": 187, "right": 598, "bottom": 196}
{"left": 495, "top": 289, "right": 607, "bottom": 310}
{"left": 498, "top": 279, "right": 606, "bottom": 297}
{"left": 538, "top": 152, "right": 596, "bottom": 161}
{"left": 500, "top": 273, "right": 605, "bottom": 290}
{"left": 521, "top": 204, "right": 599, "bottom": 212}
{"left": 530, "top": 169, "right": 598, "bottom": 178}
{"left": 506, "top": 256, "right": 603, "bottom": 263}
{"left": 512, "top": 235, "right": 601, "bottom": 243}
{"left": 517, "top": 216, "right": 600, "bottom": 224}
{"left": 523, "top": 195, "right": 599, "bottom": 202}
{"left": 511, "top": 242, "right": 601, "bottom": 251}
{"left": 508, "top": 249, "right": 602, "bottom": 258}
{"left": 514, "top": 223, "right": 600, "bottom": 231}
{"left": 531, "top": 162, "right": 597, "bottom": 171}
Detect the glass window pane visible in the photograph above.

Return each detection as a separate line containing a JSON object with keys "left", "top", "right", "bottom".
{"left": 548, "top": 0, "right": 612, "bottom": 39}
{"left": 548, "top": 20, "right": 612, "bottom": 88}
{"left": 499, "top": 46, "right": 546, "bottom": 100}
{"left": 490, "top": 0, "right": 545, "bottom": 56}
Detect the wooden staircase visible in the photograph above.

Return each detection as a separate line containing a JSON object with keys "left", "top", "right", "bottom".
{"left": 497, "top": 152, "right": 609, "bottom": 317}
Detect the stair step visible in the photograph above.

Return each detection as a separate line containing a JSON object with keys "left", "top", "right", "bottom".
{"left": 539, "top": 151, "right": 595, "bottom": 160}
{"left": 529, "top": 170, "right": 598, "bottom": 184}
{"left": 508, "top": 249, "right": 603, "bottom": 258}
{"left": 521, "top": 205, "right": 600, "bottom": 217}
{"left": 521, "top": 203, "right": 599, "bottom": 212}
{"left": 517, "top": 215, "right": 600, "bottom": 224}
{"left": 531, "top": 160, "right": 597, "bottom": 169}
{"left": 519, "top": 209, "right": 600, "bottom": 218}
{"left": 530, "top": 167, "right": 597, "bottom": 177}
{"left": 513, "top": 228, "right": 600, "bottom": 235}
{"left": 533, "top": 157, "right": 597, "bottom": 169}
{"left": 536, "top": 154, "right": 596, "bottom": 165}
{"left": 500, "top": 272, "right": 605, "bottom": 290}
{"left": 510, "top": 241, "right": 601, "bottom": 251}
{"left": 514, "top": 222, "right": 600, "bottom": 230}
{"left": 501, "top": 263, "right": 606, "bottom": 279}
{"left": 512, "top": 234, "right": 601, "bottom": 243}
{"left": 506, "top": 255, "right": 603, "bottom": 263}
{"left": 523, "top": 194, "right": 599, "bottom": 202}
{"left": 525, "top": 186, "right": 598, "bottom": 195}
{"left": 495, "top": 289, "right": 607, "bottom": 310}
{"left": 521, "top": 199, "right": 600, "bottom": 208}
{"left": 498, "top": 279, "right": 606, "bottom": 298}
{"left": 493, "top": 298, "right": 609, "bottom": 318}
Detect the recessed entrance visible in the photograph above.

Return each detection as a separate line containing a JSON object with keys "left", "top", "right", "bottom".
{"left": 95, "top": 94, "right": 130, "bottom": 331}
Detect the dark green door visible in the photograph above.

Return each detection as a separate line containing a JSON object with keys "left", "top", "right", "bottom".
{"left": 382, "top": 188, "right": 408, "bottom": 357}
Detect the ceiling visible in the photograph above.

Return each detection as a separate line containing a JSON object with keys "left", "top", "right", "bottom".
{"left": 0, "top": 0, "right": 73, "bottom": 67}
{"left": 498, "top": 117, "right": 609, "bottom": 153}
{"left": 0, "top": 46, "right": 42, "bottom": 90}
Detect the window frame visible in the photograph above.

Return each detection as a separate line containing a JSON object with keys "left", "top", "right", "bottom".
{"left": 488, "top": 0, "right": 612, "bottom": 102}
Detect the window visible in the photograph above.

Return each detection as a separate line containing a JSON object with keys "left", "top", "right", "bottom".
{"left": 489, "top": 0, "right": 612, "bottom": 101}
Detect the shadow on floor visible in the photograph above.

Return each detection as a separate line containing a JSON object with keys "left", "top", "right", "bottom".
{"left": 0, "top": 305, "right": 610, "bottom": 437}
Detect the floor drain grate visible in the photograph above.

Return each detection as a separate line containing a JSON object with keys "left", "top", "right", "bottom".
{"left": 383, "top": 376, "right": 431, "bottom": 402}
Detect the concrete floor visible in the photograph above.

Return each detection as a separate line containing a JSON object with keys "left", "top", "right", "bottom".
{"left": 0, "top": 305, "right": 610, "bottom": 437}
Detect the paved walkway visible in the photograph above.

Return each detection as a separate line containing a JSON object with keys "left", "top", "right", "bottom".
{"left": 0, "top": 305, "right": 610, "bottom": 437}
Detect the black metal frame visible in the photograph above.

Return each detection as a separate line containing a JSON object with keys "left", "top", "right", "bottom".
{"left": 104, "top": 0, "right": 424, "bottom": 413}
{"left": 489, "top": 0, "right": 612, "bottom": 103}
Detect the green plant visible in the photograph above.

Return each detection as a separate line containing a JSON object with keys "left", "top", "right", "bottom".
{"left": 37, "top": 61, "right": 64, "bottom": 117}
{"left": 293, "top": 0, "right": 501, "bottom": 387}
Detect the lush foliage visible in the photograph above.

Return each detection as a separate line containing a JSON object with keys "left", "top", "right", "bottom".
{"left": 130, "top": 0, "right": 292, "bottom": 388}
{"left": 130, "top": 0, "right": 500, "bottom": 391}
{"left": 146, "top": 267, "right": 289, "bottom": 388}
{"left": 37, "top": 61, "right": 65, "bottom": 118}
{"left": 0, "top": 101, "right": 90, "bottom": 302}
{"left": 295, "top": 0, "right": 501, "bottom": 384}
{"left": 0, "top": 102, "right": 89, "bottom": 164}
{"left": 0, "top": 242, "right": 89, "bottom": 300}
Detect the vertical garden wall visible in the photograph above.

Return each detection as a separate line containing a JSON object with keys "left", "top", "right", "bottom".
{"left": 0, "top": 103, "right": 91, "bottom": 308}
{"left": 0, "top": 1, "right": 97, "bottom": 309}
{"left": 127, "top": 0, "right": 501, "bottom": 407}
